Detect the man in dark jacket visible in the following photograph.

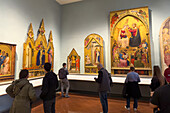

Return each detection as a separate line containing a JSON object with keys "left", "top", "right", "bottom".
{"left": 40, "top": 63, "right": 59, "bottom": 113}
{"left": 58, "top": 63, "right": 70, "bottom": 98}
{"left": 95, "top": 64, "right": 111, "bottom": 113}
{"left": 151, "top": 84, "right": 170, "bottom": 113}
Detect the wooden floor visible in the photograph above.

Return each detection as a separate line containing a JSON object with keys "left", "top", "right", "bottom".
{"left": 32, "top": 94, "right": 152, "bottom": 113}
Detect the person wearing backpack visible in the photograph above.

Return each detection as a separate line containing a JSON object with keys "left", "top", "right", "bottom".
{"left": 6, "top": 69, "right": 37, "bottom": 113}
{"left": 58, "top": 63, "right": 70, "bottom": 98}
{"left": 94, "top": 64, "right": 112, "bottom": 113}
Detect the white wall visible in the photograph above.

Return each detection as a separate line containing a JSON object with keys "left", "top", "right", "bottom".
{"left": 61, "top": 0, "right": 170, "bottom": 73}
{"left": 0, "top": 0, "right": 61, "bottom": 79}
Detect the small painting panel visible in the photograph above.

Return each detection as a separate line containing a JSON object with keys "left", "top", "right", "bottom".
{"left": 67, "top": 48, "right": 80, "bottom": 73}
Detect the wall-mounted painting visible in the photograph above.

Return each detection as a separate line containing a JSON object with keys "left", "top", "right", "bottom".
{"left": 110, "top": 6, "right": 152, "bottom": 76}
{"left": 160, "top": 17, "right": 170, "bottom": 73}
{"left": 0, "top": 42, "right": 16, "bottom": 82}
{"left": 67, "top": 48, "right": 80, "bottom": 74}
{"left": 84, "top": 34, "right": 104, "bottom": 74}
{"left": 23, "top": 19, "right": 54, "bottom": 78}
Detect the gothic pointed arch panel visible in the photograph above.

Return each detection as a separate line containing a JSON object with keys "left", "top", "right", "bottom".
{"left": 47, "top": 31, "right": 54, "bottom": 69}
{"left": 23, "top": 19, "right": 54, "bottom": 78}
{"left": 110, "top": 7, "right": 152, "bottom": 76}
{"left": 84, "top": 34, "right": 104, "bottom": 74}
{"left": 23, "top": 23, "right": 35, "bottom": 69}
{"left": 160, "top": 17, "right": 170, "bottom": 73}
{"left": 67, "top": 48, "right": 80, "bottom": 74}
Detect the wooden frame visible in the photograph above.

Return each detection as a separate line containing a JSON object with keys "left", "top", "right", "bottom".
{"left": 110, "top": 6, "right": 152, "bottom": 76}
{"left": 67, "top": 48, "right": 80, "bottom": 74}
{"left": 23, "top": 19, "right": 54, "bottom": 78}
{"left": 160, "top": 17, "right": 170, "bottom": 73}
{"left": 0, "top": 42, "right": 16, "bottom": 82}
{"left": 84, "top": 33, "right": 104, "bottom": 74}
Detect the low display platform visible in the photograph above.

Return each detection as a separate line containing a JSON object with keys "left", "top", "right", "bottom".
{"left": 0, "top": 74, "right": 152, "bottom": 96}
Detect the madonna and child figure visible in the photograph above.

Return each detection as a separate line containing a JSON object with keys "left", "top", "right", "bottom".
{"left": 111, "top": 16, "right": 150, "bottom": 69}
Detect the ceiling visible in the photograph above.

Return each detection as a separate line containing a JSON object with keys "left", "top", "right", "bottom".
{"left": 56, "top": 0, "right": 83, "bottom": 5}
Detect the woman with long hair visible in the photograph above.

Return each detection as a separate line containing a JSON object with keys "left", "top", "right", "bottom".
{"left": 150, "top": 66, "right": 167, "bottom": 91}
{"left": 150, "top": 66, "right": 167, "bottom": 113}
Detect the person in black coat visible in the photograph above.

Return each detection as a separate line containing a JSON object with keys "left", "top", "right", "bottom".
{"left": 123, "top": 67, "right": 141, "bottom": 111}
{"left": 94, "top": 64, "right": 112, "bottom": 113}
{"left": 40, "top": 63, "right": 59, "bottom": 113}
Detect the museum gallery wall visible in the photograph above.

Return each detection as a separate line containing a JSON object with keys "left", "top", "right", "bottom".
{"left": 67, "top": 48, "right": 80, "bottom": 74}
{"left": 23, "top": 19, "right": 54, "bottom": 78}
{"left": 110, "top": 7, "right": 152, "bottom": 76}
{"left": 0, "top": 42, "right": 16, "bottom": 82}
{"left": 2, "top": 5, "right": 170, "bottom": 83}
{"left": 160, "top": 17, "right": 170, "bottom": 73}
{"left": 84, "top": 34, "right": 104, "bottom": 74}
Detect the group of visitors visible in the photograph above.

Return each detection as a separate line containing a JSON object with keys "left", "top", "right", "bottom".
{"left": 5, "top": 62, "right": 170, "bottom": 113}
{"left": 6, "top": 63, "right": 70, "bottom": 113}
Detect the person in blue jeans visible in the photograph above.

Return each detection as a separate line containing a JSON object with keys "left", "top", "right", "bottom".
{"left": 124, "top": 67, "right": 141, "bottom": 111}
{"left": 95, "top": 64, "right": 112, "bottom": 113}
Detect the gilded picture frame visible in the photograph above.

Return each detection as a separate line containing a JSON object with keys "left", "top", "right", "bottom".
{"left": 23, "top": 19, "right": 54, "bottom": 78}
{"left": 84, "top": 33, "right": 104, "bottom": 74}
{"left": 67, "top": 48, "right": 80, "bottom": 74}
{"left": 110, "top": 6, "right": 152, "bottom": 76}
{"left": 0, "top": 42, "right": 16, "bottom": 82}
{"left": 160, "top": 17, "right": 170, "bottom": 73}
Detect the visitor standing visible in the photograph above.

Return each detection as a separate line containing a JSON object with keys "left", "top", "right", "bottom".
{"left": 40, "top": 63, "right": 59, "bottom": 113}
{"left": 124, "top": 67, "right": 141, "bottom": 111}
{"left": 58, "top": 63, "right": 70, "bottom": 98}
{"left": 151, "top": 84, "right": 170, "bottom": 113}
{"left": 94, "top": 64, "right": 112, "bottom": 113}
{"left": 6, "top": 69, "right": 37, "bottom": 113}
{"left": 150, "top": 66, "right": 167, "bottom": 113}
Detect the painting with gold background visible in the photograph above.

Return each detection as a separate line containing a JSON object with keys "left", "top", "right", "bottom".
{"left": 23, "top": 19, "right": 54, "bottom": 78}
{"left": 160, "top": 17, "right": 170, "bottom": 73}
{"left": 84, "top": 34, "right": 104, "bottom": 74}
{"left": 67, "top": 48, "right": 80, "bottom": 74}
{"left": 0, "top": 42, "right": 16, "bottom": 82}
{"left": 110, "top": 7, "right": 152, "bottom": 76}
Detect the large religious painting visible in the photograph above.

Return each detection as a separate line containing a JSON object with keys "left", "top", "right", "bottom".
{"left": 0, "top": 42, "right": 16, "bottom": 82}
{"left": 84, "top": 34, "right": 104, "bottom": 74}
{"left": 160, "top": 17, "right": 170, "bottom": 73}
{"left": 110, "top": 6, "right": 152, "bottom": 76}
{"left": 23, "top": 19, "right": 54, "bottom": 78}
{"left": 67, "top": 48, "right": 80, "bottom": 73}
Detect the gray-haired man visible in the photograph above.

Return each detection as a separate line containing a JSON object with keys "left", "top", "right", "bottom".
{"left": 94, "top": 64, "right": 112, "bottom": 113}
